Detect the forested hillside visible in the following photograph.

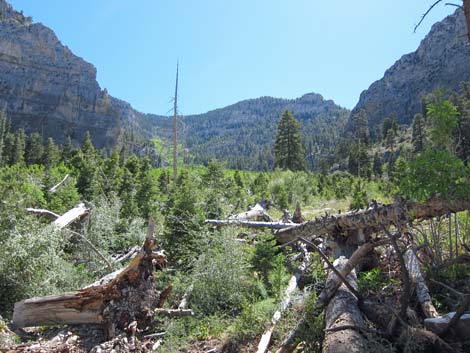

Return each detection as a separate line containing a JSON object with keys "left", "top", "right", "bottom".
{"left": 148, "top": 93, "right": 349, "bottom": 170}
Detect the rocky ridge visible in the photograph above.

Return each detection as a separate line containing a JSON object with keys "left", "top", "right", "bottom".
{"left": 350, "top": 9, "right": 470, "bottom": 130}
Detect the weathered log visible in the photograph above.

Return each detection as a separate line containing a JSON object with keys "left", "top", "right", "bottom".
{"left": 53, "top": 203, "right": 89, "bottom": 230}
{"left": 205, "top": 219, "right": 294, "bottom": 229}
{"left": 228, "top": 202, "right": 272, "bottom": 222}
{"left": 322, "top": 257, "right": 366, "bottom": 353}
{"left": 154, "top": 308, "right": 194, "bottom": 317}
{"left": 314, "top": 240, "right": 385, "bottom": 308}
{"left": 276, "top": 198, "right": 470, "bottom": 244}
{"left": 12, "top": 221, "right": 165, "bottom": 333}
{"left": 404, "top": 249, "right": 438, "bottom": 318}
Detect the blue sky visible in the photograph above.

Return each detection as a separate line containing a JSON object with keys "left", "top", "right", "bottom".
{"left": 10, "top": 0, "right": 454, "bottom": 115}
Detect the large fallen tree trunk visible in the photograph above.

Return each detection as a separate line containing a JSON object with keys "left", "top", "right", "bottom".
{"left": 12, "top": 222, "right": 164, "bottom": 337}
{"left": 322, "top": 257, "right": 366, "bottom": 353}
{"left": 276, "top": 198, "right": 470, "bottom": 244}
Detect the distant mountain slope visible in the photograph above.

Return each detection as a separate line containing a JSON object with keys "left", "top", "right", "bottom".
{"left": 148, "top": 93, "right": 350, "bottom": 170}
{"left": 350, "top": 9, "right": 470, "bottom": 130}
{"left": 0, "top": 0, "right": 161, "bottom": 148}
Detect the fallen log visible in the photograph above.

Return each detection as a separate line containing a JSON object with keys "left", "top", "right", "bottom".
{"left": 53, "top": 203, "right": 89, "bottom": 230}
{"left": 12, "top": 221, "right": 165, "bottom": 337}
{"left": 228, "top": 201, "right": 272, "bottom": 222}
{"left": 276, "top": 198, "right": 470, "bottom": 244}
{"left": 205, "top": 219, "right": 294, "bottom": 229}
{"left": 322, "top": 257, "right": 366, "bottom": 353}
{"left": 404, "top": 249, "right": 439, "bottom": 318}
{"left": 154, "top": 308, "right": 194, "bottom": 317}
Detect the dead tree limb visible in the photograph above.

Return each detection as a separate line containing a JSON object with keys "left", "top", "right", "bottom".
{"left": 53, "top": 203, "right": 89, "bottom": 230}
{"left": 68, "top": 230, "right": 113, "bottom": 271}
{"left": 440, "top": 294, "right": 470, "bottom": 336}
{"left": 48, "top": 174, "right": 69, "bottom": 193}
{"left": 404, "top": 249, "right": 439, "bottom": 318}
{"left": 276, "top": 198, "right": 470, "bottom": 244}
{"left": 25, "top": 208, "right": 60, "bottom": 220}
{"left": 12, "top": 220, "right": 165, "bottom": 335}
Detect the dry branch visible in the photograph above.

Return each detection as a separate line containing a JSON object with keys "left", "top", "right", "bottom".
{"left": 228, "top": 202, "right": 272, "bottom": 222}
{"left": 404, "top": 249, "right": 438, "bottom": 318}
{"left": 276, "top": 198, "right": 470, "bottom": 244}
{"left": 25, "top": 208, "right": 60, "bottom": 220}
{"left": 48, "top": 174, "right": 69, "bottom": 193}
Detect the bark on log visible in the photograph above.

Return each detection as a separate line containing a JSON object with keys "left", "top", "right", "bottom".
{"left": 12, "top": 222, "right": 165, "bottom": 333}
{"left": 404, "top": 249, "right": 439, "bottom": 318}
{"left": 322, "top": 257, "right": 366, "bottom": 353}
{"left": 53, "top": 203, "right": 89, "bottom": 230}
{"left": 276, "top": 198, "right": 470, "bottom": 244}
{"left": 205, "top": 219, "right": 294, "bottom": 229}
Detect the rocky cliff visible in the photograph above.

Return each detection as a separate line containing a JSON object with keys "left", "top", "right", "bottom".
{"left": 0, "top": 0, "right": 157, "bottom": 148}
{"left": 350, "top": 9, "right": 470, "bottom": 129}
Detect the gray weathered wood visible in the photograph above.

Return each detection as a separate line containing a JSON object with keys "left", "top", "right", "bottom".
{"left": 53, "top": 203, "right": 89, "bottom": 230}
{"left": 322, "top": 257, "right": 366, "bottom": 353}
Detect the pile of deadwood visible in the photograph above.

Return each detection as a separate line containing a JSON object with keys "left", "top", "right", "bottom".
{"left": 3, "top": 196, "right": 470, "bottom": 352}
{"left": 208, "top": 198, "right": 470, "bottom": 353}
{"left": 2, "top": 202, "right": 193, "bottom": 353}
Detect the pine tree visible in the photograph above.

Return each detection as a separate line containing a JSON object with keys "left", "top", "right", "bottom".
{"left": 43, "top": 137, "right": 60, "bottom": 169}
{"left": 274, "top": 110, "right": 306, "bottom": 171}
{"left": 456, "top": 83, "right": 470, "bottom": 164}
{"left": 12, "top": 129, "right": 25, "bottom": 165}
{"left": 411, "top": 113, "right": 426, "bottom": 155}
{"left": 25, "top": 132, "right": 44, "bottom": 165}
{"left": 0, "top": 111, "right": 6, "bottom": 166}
{"left": 372, "top": 153, "right": 382, "bottom": 178}
{"left": 352, "top": 109, "right": 370, "bottom": 145}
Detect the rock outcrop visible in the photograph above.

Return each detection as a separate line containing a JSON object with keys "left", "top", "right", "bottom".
{"left": 350, "top": 9, "right": 470, "bottom": 129}
{"left": 0, "top": 0, "right": 158, "bottom": 148}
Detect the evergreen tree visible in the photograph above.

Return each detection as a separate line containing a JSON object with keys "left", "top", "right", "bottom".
{"left": 11, "top": 128, "right": 25, "bottom": 165}
{"left": 455, "top": 82, "right": 470, "bottom": 164}
{"left": 0, "top": 111, "right": 6, "bottom": 166}
{"left": 411, "top": 113, "right": 426, "bottom": 154}
{"left": 274, "top": 110, "right": 306, "bottom": 171}
{"left": 372, "top": 153, "right": 382, "bottom": 178}
{"left": 43, "top": 137, "right": 60, "bottom": 169}
{"left": 426, "top": 98, "right": 459, "bottom": 151}
{"left": 352, "top": 109, "right": 370, "bottom": 145}
{"left": 348, "top": 143, "right": 371, "bottom": 178}
{"left": 25, "top": 132, "right": 44, "bottom": 165}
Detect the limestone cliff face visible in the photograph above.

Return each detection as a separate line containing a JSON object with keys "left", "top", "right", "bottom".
{"left": 0, "top": 0, "right": 146, "bottom": 148}
{"left": 350, "top": 9, "right": 470, "bottom": 128}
